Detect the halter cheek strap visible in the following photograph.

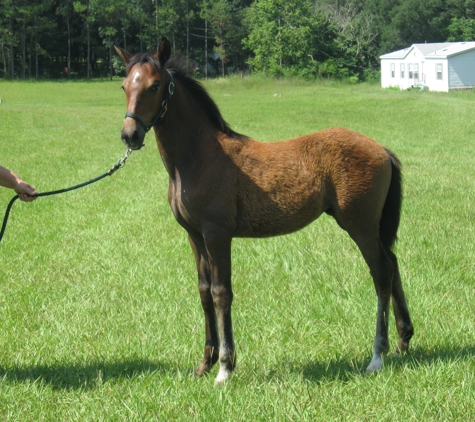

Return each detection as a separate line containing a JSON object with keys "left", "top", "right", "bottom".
{"left": 124, "top": 69, "right": 175, "bottom": 133}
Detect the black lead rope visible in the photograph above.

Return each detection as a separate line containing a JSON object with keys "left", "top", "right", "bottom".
{"left": 0, "top": 149, "right": 132, "bottom": 244}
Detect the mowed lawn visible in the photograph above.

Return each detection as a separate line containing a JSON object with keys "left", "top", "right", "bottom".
{"left": 0, "top": 77, "right": 474, "bottom": 420}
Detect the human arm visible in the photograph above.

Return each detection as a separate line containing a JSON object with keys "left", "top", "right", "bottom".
{"left": 0, "top": 165, "right": 37, "bottom": 202}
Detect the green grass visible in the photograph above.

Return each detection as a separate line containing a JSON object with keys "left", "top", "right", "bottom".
{"left": 0, "top": 77, "right": 474, "bottom": 421}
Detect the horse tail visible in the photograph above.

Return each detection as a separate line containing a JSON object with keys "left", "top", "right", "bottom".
{"left": 379, "top": 149, "right": 403, "bottom": 250}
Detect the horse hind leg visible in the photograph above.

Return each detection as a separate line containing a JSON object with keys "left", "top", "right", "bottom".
{"left": 380, "top": 148, "right": 413, "bottom": 354}
{"left": 328, "top": 201, "right": 391, "bottom": 371}
{"left": 331, "top": 147, "right": 412, "bottom": 372}
{"left": 363, "top": 240, "right": 394, "bottom": 372}
{"left": 350, "top": 231, "right": 413, "bottom": 372}
{"left": 332, "top": 202, "right": 392, "bottom": 371}
{"left": 386, "top": 249, "right": 413, "bottom": 353}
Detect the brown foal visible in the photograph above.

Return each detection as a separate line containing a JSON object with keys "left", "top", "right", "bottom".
{"left": 115, "top": 38, "right": 413, "bottom": 385}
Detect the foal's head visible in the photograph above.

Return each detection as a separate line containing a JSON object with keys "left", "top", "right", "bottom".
{"left": 115, "top": 38, "right": 172, "bottom": 150}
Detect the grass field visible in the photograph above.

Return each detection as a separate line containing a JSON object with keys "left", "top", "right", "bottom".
{"left": 0, "top": 77, "right": 474, "bottom": 421}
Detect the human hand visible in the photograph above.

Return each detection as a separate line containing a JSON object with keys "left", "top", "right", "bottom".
{"left": 15, "top": 181, "right": 38, "bottom": 202}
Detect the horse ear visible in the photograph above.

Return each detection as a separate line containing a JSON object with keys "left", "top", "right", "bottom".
{"left": 157, "top": 38, "right": 171, "bottom": 67}
{"left": 115, "top": 46, "right": 133, "bottom": 65}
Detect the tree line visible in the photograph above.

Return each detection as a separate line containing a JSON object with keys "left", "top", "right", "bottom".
{"left": 1, "top": 0, "right": 475, "bottom": 81}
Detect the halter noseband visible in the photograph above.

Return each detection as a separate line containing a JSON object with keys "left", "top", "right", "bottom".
{"left": 124, "top": 69, "right": 175, "bottom": 133}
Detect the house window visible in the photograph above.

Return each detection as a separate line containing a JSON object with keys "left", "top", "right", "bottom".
{"left": 400, "top": 63, "right": 405, "bottom": 78}
{"left": 436, "top": 63, "right": 443, "bottom": 80}
{"left": 390, "top": 63, "right": 395, "bottom": 78}
{"left": 408, "top": 63, "right": 413, "bottom": 79}
{"left": 414, "top": 64, "right": 419, "bottom": 80}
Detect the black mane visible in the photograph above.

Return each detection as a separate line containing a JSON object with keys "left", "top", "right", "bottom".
{"left": 126, "top": 52, "right": 246, "bottom": 140}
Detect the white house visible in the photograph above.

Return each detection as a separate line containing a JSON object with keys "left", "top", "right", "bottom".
{"left": 380, "top": 42, "right": 475, "bottom": 92}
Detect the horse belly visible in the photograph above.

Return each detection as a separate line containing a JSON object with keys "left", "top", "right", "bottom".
{"left": 234, "top": 185, "right": 326, "bottom": 238}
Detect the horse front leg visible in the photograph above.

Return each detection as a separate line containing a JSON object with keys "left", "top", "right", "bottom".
{"left": 203, "top": 227, "right": 235, "bottom": 385}
{"left": 188, "top": 233, "right": 219, "bottom": 376}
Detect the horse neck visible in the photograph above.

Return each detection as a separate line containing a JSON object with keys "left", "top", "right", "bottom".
{"left": 154, "top": 81, "right": 218, "bottom": 176}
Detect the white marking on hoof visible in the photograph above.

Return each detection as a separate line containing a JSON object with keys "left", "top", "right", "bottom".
{"left": 366, "top": 354, "right": 383, "bottom": 373}
{"left": 214, "top": 366, "right": 232, "bottom": 386}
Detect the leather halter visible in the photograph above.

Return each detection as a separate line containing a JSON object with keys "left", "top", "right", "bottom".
{"left": 124, "top": 69, "right": 175, "bottom": 133}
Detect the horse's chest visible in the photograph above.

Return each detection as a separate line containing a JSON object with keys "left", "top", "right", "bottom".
{"left": 167, "top": 178, "right": 200, "bottom": 231}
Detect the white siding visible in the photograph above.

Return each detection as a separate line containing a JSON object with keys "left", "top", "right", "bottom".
{"left": 381, "top": 60, "right": 395, "bottom": 88}
{"left": 448, "top": 50, "right": 475, "bottom": 90}
{"left": 425, "top": 59, "right": 449, "bottom": 92}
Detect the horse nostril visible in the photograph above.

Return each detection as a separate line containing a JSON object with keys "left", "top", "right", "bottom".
{"left": 121, "top": 127, "right": 143, "bottom": 149}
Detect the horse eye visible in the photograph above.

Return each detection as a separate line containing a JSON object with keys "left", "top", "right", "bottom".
{"left": 120, "top": 85, "right": 125, "bottom": 92}
{"left": 150, "top": 83, "right": 160, "bottom": 92}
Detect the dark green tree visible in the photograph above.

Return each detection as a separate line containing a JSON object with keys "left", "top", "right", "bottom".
{"left": 91, "top": 0, "right": 129, "bottom": 79}
{"left": 243, "top": 0, "right": 338, "bottom": 78}
{"left": 57, "top": 0, "right": 75, "bottom": 79}
{"left": 447, "top": 17, "right": 475, "bottom": 40}
{"left": 74, "top": 0, "right": 94, "bottom": 80}
{"left": 0, "top": 0, "right": 15, "bottom": 78}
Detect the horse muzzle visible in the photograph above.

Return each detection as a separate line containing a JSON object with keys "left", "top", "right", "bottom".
{"left": 121, "top": 124, "right": 145, "bottom": 150}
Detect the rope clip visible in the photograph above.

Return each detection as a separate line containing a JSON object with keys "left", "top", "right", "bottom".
{"left": 108, "top": 148, "right": 133, "bottom": 175}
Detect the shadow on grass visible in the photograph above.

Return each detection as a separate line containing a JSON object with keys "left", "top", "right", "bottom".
{"left": 297, "top": 344, "right": 475, "bottom": 383}
{"left": 0, "top": 358, "right": 176, "bottom": 390}
{"left": 298, "top": 356, "right": 367, "bottom": 384}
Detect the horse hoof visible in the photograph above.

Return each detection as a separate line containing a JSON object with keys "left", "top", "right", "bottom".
{"left": 214, "top": 367, "right": 232, "bottom": 385}
{"left": 366, "top": 357, "right": 383, "bottom": 373}
{"left": 195, "top": 364, "right": 210, "bottom": 377}
{"left": 396, "top": 340, "right": 410, "bottom": 354}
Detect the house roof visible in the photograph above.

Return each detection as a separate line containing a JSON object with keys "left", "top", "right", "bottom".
{"left": 425, "top": 42, "right": 475, "bottom": 58}
{"left": 380, "top": 42, "right": 475, "bottom": 59}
